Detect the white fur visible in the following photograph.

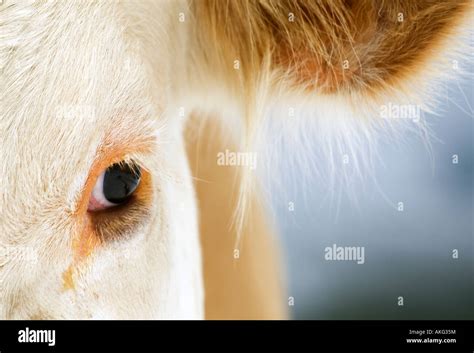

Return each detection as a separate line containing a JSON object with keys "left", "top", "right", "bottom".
{"left": 0, "top": 0, "right": 202, "bottom": 319}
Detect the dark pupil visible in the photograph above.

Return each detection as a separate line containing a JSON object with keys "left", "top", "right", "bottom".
{"left": 103, "top": 163, "right": 141, "bottom": 204}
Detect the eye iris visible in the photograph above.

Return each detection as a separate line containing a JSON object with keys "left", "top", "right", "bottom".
{"left": 103, "top": 163, "right": 141, "bottom": 204}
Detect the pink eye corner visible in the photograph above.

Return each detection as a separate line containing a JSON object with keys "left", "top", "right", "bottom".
{"left": 87, "top": 171, "right": 115, "bottom": 211}
{"left": 87, "top": 162, "right": 142, "bottom": 212}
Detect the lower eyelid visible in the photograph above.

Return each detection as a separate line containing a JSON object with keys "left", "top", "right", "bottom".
{"left": 88, "top": 170, "right": 154, "bottom": 242}
{"left": 71, "top": 147, "right": 155, "bottom": 260}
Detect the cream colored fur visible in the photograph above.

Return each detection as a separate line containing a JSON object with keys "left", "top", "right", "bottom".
{"left": 1, "top": 0, "right": 202, "bottom": 319}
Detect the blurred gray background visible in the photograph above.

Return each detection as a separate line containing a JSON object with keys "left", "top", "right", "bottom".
{"left": 273, "top": 77, "right": 473, "bottom": 320}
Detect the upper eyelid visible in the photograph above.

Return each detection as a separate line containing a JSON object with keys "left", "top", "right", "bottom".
{"left": 111, "top": 159, "right": 144, "bottom": 176}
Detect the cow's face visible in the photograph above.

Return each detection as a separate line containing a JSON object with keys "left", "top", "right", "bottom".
{"left": 1, "top": 0, "right": 471, "bottom": 320}
{"left": 0, "top": 1, "right": 203, "bottom": 319}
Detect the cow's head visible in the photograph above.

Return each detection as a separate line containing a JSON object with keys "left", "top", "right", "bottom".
{"left": 0, "top": 0, "right": 471, "bottom": 319}
{"left": 0, "top": 1, "right": 204, "bottom": 319}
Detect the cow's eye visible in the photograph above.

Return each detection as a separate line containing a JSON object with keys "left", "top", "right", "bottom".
{"left": 87, "top": 163, "right": 141, "bottom": 211}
